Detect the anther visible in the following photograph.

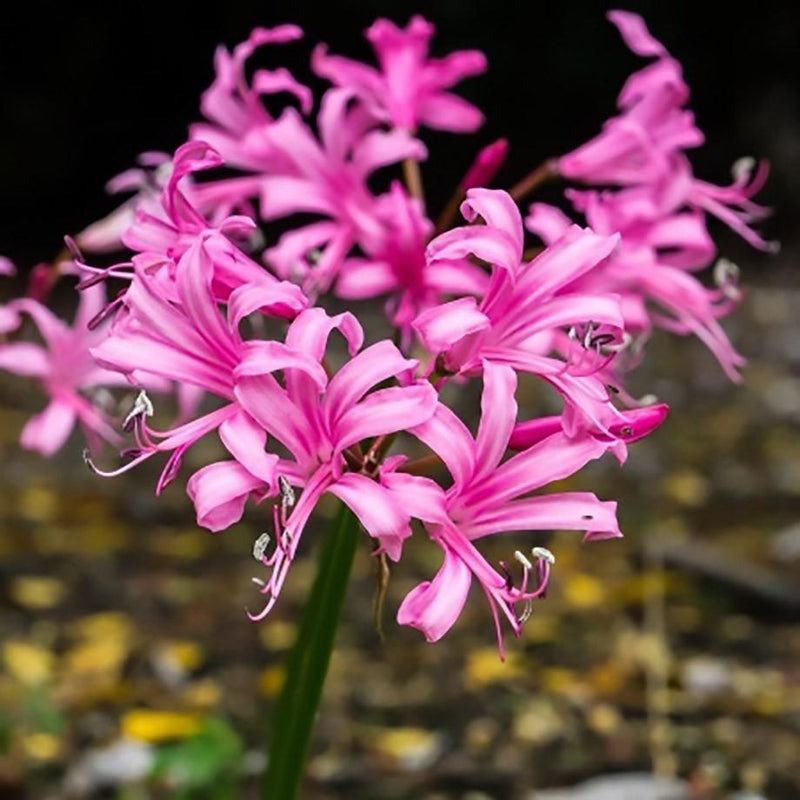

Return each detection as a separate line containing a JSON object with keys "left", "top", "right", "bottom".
{"left": 532, "top": 546, "right": 555, "bottom": 565}
{"left": 732, "top": 156, "right": 755, "bottom": 182}
{"left": 514, "top": 550, "right": 533, "bottom": 570}
{"left": 278, "top": 476, "right": 295, "bottom": 508}
{"left": 123, "top": 389, "right": 154, "bottom": 432}
{"left": 253, "top": 533, "right": 271, "bottom": 563}
{"left": 251, "top": 577, "right": 266, "bottom": 588}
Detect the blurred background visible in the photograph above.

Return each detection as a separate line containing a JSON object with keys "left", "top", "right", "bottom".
{"left": 1, "top": 1, "right": 799, "bottom": 798}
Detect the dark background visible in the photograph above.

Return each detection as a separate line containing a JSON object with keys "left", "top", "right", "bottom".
{"left": 1, "top": 1, "right": 798, "bottom": 270}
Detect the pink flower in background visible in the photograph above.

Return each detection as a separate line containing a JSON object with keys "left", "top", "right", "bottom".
{"left": 76, "top": 152, "right": 172, "bottom": 254}
{"left": 558, "top": 11, "right": 702, "bottom": 185}
{"left": 680, "top": 156, "right": 777, "bottom": 253}
{"left": 335, "top": 182, "right": 489, "bottom": 337}
{"left": 189, "top": 25, "right": 311, "bottom": 174}
{"left": 313, "top": 15, "right": 487, "bottom": 133}
{"left": 78, "top": 143, "right": 307, "bottom": 316}
{"left": 0, "top": 284, "right": 125, "bottom": 456}
{"left": 259, "top": 91, "right": 427, "bottom": 294}
{"left": 394, "top": 362, "right": 627, "bottom": 654}
{"left": 233, "top": 308, "right": 438, "bottom": 618}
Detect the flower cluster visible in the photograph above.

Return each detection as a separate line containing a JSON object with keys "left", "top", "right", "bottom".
{"left": 0, "top": 12, "right": 772, "bottom": 654}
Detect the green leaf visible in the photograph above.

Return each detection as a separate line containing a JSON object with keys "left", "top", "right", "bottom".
{"left": 152, "top": 717, "right": 244, "bottom": 794}
{"left": 263, "top": 503, "right": 360, "bottom": 799}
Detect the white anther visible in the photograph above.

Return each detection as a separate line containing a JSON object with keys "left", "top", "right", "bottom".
{"left": 532, "top": 546, "right": 556, "bottom": 565}
{"left": 714, "top": 258, "right": 740, "bottom": 287}
{"left": 251, "top": 577, "right": 266, "bottom": 587}
{"left": 514, "top": 550, "right": 533, "bottom": 569}
{"left": 253, "top": 533, "right": 271, "bottom": 562}
{"left": 123, "top": 389, "right": 154, "bottom": 429}
{"left": 636, "top": 393, "right": 659, "bottom": 407}
{"left": 279, "top": 476, "right": 295, "bottom": 508}
{"left": 732, "top": 156, "right": 755, "bottom": 182}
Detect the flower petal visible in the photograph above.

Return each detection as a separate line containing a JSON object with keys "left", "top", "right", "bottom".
{"left": 397, "top": 544, "right": 472, "bottom": 642}
{"left": 187, "top": 461, "right": 265, "bottom": 532}
{"left": 328, "top": 472, "right": 411, "bottom": 560}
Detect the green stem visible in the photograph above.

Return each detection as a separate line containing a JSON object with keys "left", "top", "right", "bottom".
{"left": 263, "top": 503, "right": 360, "bottom": 799}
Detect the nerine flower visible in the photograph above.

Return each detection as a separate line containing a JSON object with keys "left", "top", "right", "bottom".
{"left": 313, "top": 15, "right": 487, "bottom": 133}
{"left": 526, "top": 186, "right": 746, "bottom": 380}
{"left": 557, "top": 12, "right": 776, "bottom": 254}
{"left": 558, "top": 10, "right": 702, "bottom": 186}
{"left": 0, "top": 282, "right": 125, "bottom": 456}
{"left": 412, "top": 188, "right": 632, "bottom": 439}
{"left": 88, "top": 220, "right": 306, "bottom": 496}
{"left": 258, "top": 90, "right": 427, "bottom": 295}
{"left": 232, "top": 308, "right": 438, "bottom": 619}
{"left": 189, "top": 25, "right": 311, "bottom": 175}
{"left": 393, "top": 362, "right": 645, "bottom": 655}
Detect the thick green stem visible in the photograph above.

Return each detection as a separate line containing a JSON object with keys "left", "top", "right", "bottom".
{"left": 263, "top": 503, "right": 360, "bottom": 799}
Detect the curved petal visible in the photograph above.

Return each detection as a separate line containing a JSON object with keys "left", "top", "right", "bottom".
{"left": 328, "top": 472, "right": 412, "bottom": 561}
{"left": 0, "top": 342, "right": 49, "bottom": 377}
{"left": 380, "top": 471, "right": 448, "bottom": 524}
{"left": 334, "top": 383, "right": 437, "bottom": 451}
{"left": 412, "top": 297, "right": 489, "bottom": 354}
{"left": 418, "top": 91, "right": 484, "bottom": 132}
{"left": 324, "top": 340, "right": 417, "bottom": 426}
{"left": 408, "top": 403, "right": 475, "bottom": 489}
{"left": 235, "top": 341, "right": 328, "bottom": 388}
{"left": 460, "top": 189, "right": 523, "bottom": 260}
{"left": 219, "top": 410, "right": 279, "bottom": 487}
{"left": 20, "top": 400, "right": 77, "bottom": 457}
{"left": 473, "top": 361, "right": 517, "bottom": 479}
{"left": 186, "top": 460, "right": 265, "bottom": 532}
{"left": 397, "top": 544, "right": 472, "bottom": 642}
{"left": 466, "top": 492, "right": 621, "bottom": 540}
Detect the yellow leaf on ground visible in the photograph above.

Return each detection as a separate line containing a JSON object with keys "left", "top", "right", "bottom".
{"left": 9, "top": 576, "right": 66, "bottom": 609}
{"left": 258, "top": 666, "right": 286, "bottom": 697}
{"left": 121, "top": 710, "right": 202, "bottom": 742}
{"left": 22, "top": 732, "right": 62, "bottom": 761}
{"left": 464, "top": 648, "right": 523, "bottom": 690}
{"left": 563, "top": 573, "right": 606, "bottom": 609}
{"left": 3, "top": 641, "right": 54, "bottom": 685}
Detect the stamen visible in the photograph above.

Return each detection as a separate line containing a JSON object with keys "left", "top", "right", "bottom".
{"left": 513, "top": 550, "right": 533, "bottom": 570}
{"left": 532, "top": 546, "right": 555, "bottom": 565}
{"left": 253, "top": 532, "right": 271, "bottom": 563}
{"left": 713, "top": 258, "right": 742, "bottom": 301}
{"left": 732, "top": 156, "right": 755, "bottom": 183}
{"left": 251, "top": 577, "right": 266, "bottom": 588}
{"left": 123, "top": 390, "right": 154, "bottom": 432}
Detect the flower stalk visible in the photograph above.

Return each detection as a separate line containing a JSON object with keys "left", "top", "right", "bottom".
{"left": 263, "top": 502, "right": 360, "bottom": 800}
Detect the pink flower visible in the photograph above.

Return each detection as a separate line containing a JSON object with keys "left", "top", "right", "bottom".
{"left": 189, "top": 25, "right": 311, "bottom": 174}
{"left": 259, "top": 91, "right": 427, "bottom": 295}
{"left": 76, "top": 152, "right": 172, "bottom": 254}
{"left": 335, "top": 182, "right": 489, "bottom": 338}
{"left": 558, "top": 11, "right": 703, "bottom": 185}
{"left": 0, "top": 284, "right": 125, "bottom": 456}
{"left": 232, "top": 308, "right": 439, "bottom": 619}
{"left": 313, "top": 15, "right": 487, "bottom": 133}
{"left": 87, "top": 222, "right": 306, "bottom": 494}
{"left": 393, "top": 362, "right": 626, "bottom": 654}
{"left": 413, "top": 189, "right": 631, "bottom": 439}
{"left": 78, "top": 142, "right": 307, "bottom": 318}
{"left": 527, "top": 177, "right": 749, "bottom": 380}
{"left": 678, "top": 156, "right": 777, "bottom": 254}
